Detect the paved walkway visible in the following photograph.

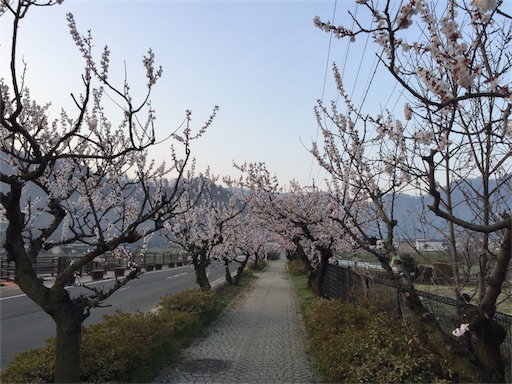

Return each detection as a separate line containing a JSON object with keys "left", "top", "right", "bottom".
{"left": 154, "top": 259, "right": 319, "bottom": 383}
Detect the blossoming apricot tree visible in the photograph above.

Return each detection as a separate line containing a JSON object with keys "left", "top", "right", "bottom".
{"left": 227, "top": 162, "right": 346, "bottom": 296}
{"left": 0, "top": 1, "right": 216, "bottom": 382}
{"left": 313, "top": 0, "right": 511, "bottom": 381}
{"left": 164, "top": 170, "right": 243, "bottom": 290}
{"left": 215, "top": 208, "right": 270, "bottom": 285}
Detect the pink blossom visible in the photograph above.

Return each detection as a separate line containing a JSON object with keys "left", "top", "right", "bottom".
{"left": 413, "top": 130, "right": 435, "bottom": 145}
{"left": 404, "top": 103, "right": 412, "bottom": 121}
{"left": 452, "top": 323, "right": 470, "bottom": 337}
{"left": 437, "top": 135, "right": 453, "bottom": 151}
{"left": 472, "top": 0, "right": 496, "bottom": 13}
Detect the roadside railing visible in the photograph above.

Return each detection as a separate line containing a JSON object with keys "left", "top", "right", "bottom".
{"left": 0, "top": 249, "right": 189, "bottom": 282}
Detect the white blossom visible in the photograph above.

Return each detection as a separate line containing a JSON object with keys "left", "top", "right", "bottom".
{"left": 403, "top": 103, "right": 412, "bottom": 121}
{"left": 473, "top": 0, "right": 496, "bottom": 13}
{"left": 452, "top": 323, "right": 470, "bottom": 337}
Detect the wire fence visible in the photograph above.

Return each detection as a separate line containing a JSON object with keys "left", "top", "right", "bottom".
{"left": 322, "top": 264, "right": 512, "bottom": 383}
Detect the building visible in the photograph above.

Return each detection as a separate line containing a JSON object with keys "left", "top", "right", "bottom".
{"left": 415, "top": 239, "right": 446, "bottom": 252}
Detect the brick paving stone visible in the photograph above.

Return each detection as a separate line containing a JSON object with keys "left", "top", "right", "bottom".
{"left": 155, "top": 259, "right": 320, "bottom": 384}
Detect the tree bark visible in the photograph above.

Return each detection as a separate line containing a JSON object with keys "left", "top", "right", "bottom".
{"left": 223, "top": 257, "right": 233, "bottom": 285}
{"left": 467, "top": 226, "right": 511, "bottom": 383}
{"left": 305, "top": 246, "right": 331, "bottom": 297}
{"left": 53, "top": 305, "right": 84, "bottom": 383}
{"left": 400, "top": 286, "right": 489, "bottom": 383}
{"left": 469, "top": 316, "right": 506, "bottom": 383}
{"left": 233, "top": 256, "right": 249, "bottom": 285}
{"left": 193, "top": 250, "right": 211, "bottom": 290}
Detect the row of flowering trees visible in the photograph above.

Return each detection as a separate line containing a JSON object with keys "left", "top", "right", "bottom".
{"left": 0, "top": 1, "right": 276, "bottom": 381}
{"left": 300, "top": 0, "right": 510, "bottom": 382}
{"left": 1, "top": 0, "right": 510, "bottom": 383}
{"left": 224, "top": 0, "right": 511, "bottom": 382}
{"left": 0, "top": 1, "right": 231, "bottom": 382}
{"left": 162, "top": 169, "right": 246, "bottom": 290}
{"left": 314, "top": 0, "right": 510, "bottom": 380}
{"left": 0, "top": 0, "right": 274, "bottom": 381}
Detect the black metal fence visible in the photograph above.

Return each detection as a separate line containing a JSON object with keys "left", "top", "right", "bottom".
{"left": 0, "top": 255, "right": 65, "bottom": 282}
{"left": 322, "top": 264, "right": 512, "bottom": 383}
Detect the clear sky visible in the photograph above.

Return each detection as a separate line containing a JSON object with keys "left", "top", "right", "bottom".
{"left": 1, "top": 0, "right": 403, "bottom": 188}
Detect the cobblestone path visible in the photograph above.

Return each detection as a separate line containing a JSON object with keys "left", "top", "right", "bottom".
{"left": 155, "top": 259, "right": 318, "bottom": 383}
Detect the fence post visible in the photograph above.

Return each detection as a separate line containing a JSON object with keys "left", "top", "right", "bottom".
{"left": 397, "top": 290, "right": 403, "bottom": 319}
{"left": 347, "top": 267, "right": 352, "bottom": 303}
{"left": 57, "top": 256, "right": 67, "bottom": 274}
{"left": 338, "top": 266, "right": 342, "bottom": 299}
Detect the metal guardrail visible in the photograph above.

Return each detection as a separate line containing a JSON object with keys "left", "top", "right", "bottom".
{"left": 0, "top": 250, "right": 189, "bottom": 283}
{"left": 0, "top": 258, "right": 16, "bottom": 282}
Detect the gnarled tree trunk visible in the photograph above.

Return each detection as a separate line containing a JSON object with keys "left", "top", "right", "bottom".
{"left": 193, "top": 250, "right": 211, "bottom": 290}
{"left": 223, "top": 257, "right": 233, "bottom": 285}
{"left": 468, "top": 226, "right": 511, "bottom": 382}
{"left": 392, "top": 247, "right": 509, "bottom": 383}
{"left": 233, "top": 256, "right": 249, "bottom": 285}
{"left": 52, "top": 302, "right": 84, "bottom": 383}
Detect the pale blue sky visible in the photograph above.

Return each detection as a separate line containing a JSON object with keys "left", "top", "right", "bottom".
{"left": 1, "top": 0, "right": 402, "bottom": 188}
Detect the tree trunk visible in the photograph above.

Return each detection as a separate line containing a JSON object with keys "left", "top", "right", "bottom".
{"left": 468, "top": 226, "right": 511, "bottom": 383}
{"left": 233, "top": 257, "right": 249, "bottom": 285}
{"left": 195, "top": 263, "right": 211, "bottom": 290}
{"left": 308, "top": 270, "right": 323, "bottom": 297}
{"left": 6, "top": 218, "right": 81, "bottom": 381}
{"left": 378, "top": 254, "right": 489, "bottom": 382}
{"left": 53, "top": 309, "right": 83, "bottom": 383}
{"left": 470, "top": 316, "right": 506, "bottom": 383}
{"left": 223, "top": 258, "right": 233, "bottom": 285}
{"left": 401, "top": 287, "right": 489, "bottom": 383}
{"left": 308, "top": 247, "right": 331, "bottom": 297}
{"left": 292, "top": 239, "right": 318, "bottom": 293}
{"left": 193, "top": 251, "right": 211, "bottom": 291}
{"left": 387, "top": 234, "right": 510, "bottom": 383}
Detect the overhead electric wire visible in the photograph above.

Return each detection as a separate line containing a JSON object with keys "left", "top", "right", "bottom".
{"left": 307, "top": 0, "right": 338, "bottom": 187}
{"left": 320, "top": 1, "right": 338, "bottom": 104}
{"left": 311, "top": 1, "right": 374, "bottom": 188}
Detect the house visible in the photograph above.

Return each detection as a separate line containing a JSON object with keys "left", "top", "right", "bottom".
{"left": 415, "top": 239, "right": 446, "bottom": 252}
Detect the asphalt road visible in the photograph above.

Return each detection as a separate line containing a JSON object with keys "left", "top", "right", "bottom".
{"left": 0, "top": 263, "right": 226, "bottom": 370}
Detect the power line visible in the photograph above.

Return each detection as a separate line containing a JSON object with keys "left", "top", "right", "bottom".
{"left": 320, "top": 0, "right": 338, "bottom": 103}
{"left": 312, "top": 1, "right": 371, "bottom": 189}
{"left": 307, "top": 0, "right": 338, "bottom": 186}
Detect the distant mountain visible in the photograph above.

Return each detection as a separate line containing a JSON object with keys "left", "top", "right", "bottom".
{"left": 0, "top": 159, "right": 236, "bottom": 249}
{"left": 2, "top": 155, "right": 508, "bottom": 251}
{"left": 388, "top": 177, "right": 510, "bottom": 239}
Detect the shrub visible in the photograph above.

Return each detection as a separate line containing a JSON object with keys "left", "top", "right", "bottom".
{"left": 306, "top": 296, "right": 454, "bottom": 383}
{"left": 1, "top": 290, "right": 216, "bottom": 383}
{"left": 418, "top": 265, "right": 433, "bottom": 282}
{"left": 81, "top": 310, "right": 199, "bottom": 382}
{"left": 241, "top": 268, "right": 254, "bottom": 277}
{"left": 80, "top": 312, "right": 153, "bottom": 382}
{"left": 288, "top": 259, "right": 307, "bottom": 276}
{"left": 158, "top": 288, "right": 216, "bottom": 317}
{"left": 0, "top": 342, "right": 55, "bottom": 383}
{"left": 400, "top": 253, "right": 418, "bottom": 276}
{"left": 248, "top": 260, "right": 268, "bottom": 270}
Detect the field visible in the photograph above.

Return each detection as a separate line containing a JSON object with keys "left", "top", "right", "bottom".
{"left": 337, "top": 251, "right": 511, "bottom": 316}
